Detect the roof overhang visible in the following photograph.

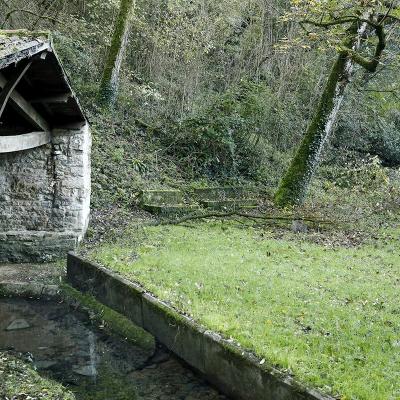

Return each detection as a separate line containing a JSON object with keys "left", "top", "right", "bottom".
{"left": 0, "top": 30, "right": 86, "bottom": 134}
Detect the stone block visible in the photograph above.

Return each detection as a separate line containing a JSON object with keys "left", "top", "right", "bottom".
{"left": 192, "top": 187, "right": 250, "bottom": 201}
{"left": 140, "top": 189, "right": 184, "bottom": 205}
{"left": 142, "top": 204, "right": 199, "bottom": 215}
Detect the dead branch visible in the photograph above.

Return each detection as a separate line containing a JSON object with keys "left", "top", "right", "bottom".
{"left": 158, "top": 211, "right": 333, "bottom": 227}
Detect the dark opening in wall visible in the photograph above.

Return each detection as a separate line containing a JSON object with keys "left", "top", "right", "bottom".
{"left": 0, "top": 103, "right": 37, "bottom": 136}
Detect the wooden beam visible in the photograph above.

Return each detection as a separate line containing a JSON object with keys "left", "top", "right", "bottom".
{"left": 0, "top": 61, "right": 33, "bottom": 118}
{"left": 30, "top": 93, "right": 71, "bottom": 104}
{"left": 0, "top": 131, "right": 51, "bottom": 153}
{"left": 53, "top": 121, "right": 87, "bottom": 130}
{"left": 0, "top": 72, "right": 50, "bottom": 131}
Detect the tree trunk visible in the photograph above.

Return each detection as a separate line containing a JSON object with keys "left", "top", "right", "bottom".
{"left": 98, "top": 0, "right": 135, "bottom": 106}
{"left": 274, "top": 25, "right": 366, "bottom": 207}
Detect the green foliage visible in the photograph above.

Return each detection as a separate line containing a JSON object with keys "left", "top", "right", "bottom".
{"left": 161, "top": 80, "right": 288, "bottom": 181}
{"left": 322, "top": 156, "right": 390, "bottom": 190}
{"left": 305, "top": 161, "right": 400, "bottom": 238}
{"left": 368, "top": 117, "right": 400, "bottom": 166}
{"left": 5, "top": 0, "right": 399, "bottom": 207}
{"left": 88, "top": 110, "right": 149, "bottom": 208}
{"left": 283, "top": 0, "right": 400, "bottom": 53}
{"left": 334, "top": 89, "right": 400, "bottom": 167}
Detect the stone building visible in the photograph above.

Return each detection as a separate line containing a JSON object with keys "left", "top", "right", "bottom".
{"left": 0, "top": 31, "right": 91, "bottom": 262}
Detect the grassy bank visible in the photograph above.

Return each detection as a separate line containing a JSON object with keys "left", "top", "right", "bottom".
{"left": 0, "top": 352, "right": 75, "bottom": 399}
{"left": 88, "top": 221, "right": 400, "bottom": 400}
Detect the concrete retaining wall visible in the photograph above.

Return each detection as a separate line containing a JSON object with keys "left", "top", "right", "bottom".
{"left": 67, "top": 253, "right": 333, "bottom": 400}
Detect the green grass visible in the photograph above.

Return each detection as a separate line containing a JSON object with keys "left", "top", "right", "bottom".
{"left": 0, "top": 352, "right": 75, "bottom": 399}
{"left": 89, "top": 221, "right": 400, "bottom": 400}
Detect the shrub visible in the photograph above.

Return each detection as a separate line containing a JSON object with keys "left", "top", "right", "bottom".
{"left": 159, "top": 80, "right": 288, "bottom": 182}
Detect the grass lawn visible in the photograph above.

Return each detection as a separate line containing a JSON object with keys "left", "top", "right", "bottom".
{"left": 89, "top": 221, "right": 400, "bottom": 400}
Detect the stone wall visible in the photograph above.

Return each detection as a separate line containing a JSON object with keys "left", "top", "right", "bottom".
{"left": 0, "top": 124, "right": 91, "bottom": 262}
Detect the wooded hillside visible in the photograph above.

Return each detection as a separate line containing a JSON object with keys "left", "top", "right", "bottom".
{"left": 1, "top": 0, "right": 399, "bottom": 208}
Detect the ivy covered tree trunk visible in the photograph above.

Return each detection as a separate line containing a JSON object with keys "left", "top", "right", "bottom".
{"left": 98, "top": 0, "right": 135, "bottom": 106}
{"left": 274, "top": 26, "right": 366, "bottom": 207}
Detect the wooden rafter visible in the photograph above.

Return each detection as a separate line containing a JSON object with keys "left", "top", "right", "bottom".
{"left": 30, "top": 93, "right": 71, "bottom": 104}
{"left": 0, "top": 72, "right": 50, "bottom": 131}
{"left": 0, "top": 61, "right": 33, "bottom": 118}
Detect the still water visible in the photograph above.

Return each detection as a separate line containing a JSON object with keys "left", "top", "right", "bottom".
{"left": 0, "top": 298, "right": 228, "bottom": 400}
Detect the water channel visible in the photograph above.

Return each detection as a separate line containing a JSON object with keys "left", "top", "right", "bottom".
{"left": 0, "top": 298, "right": 229, "bottom": 400}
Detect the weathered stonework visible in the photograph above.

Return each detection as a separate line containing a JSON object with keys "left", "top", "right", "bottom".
{"left": 0, "top": 124, "right": 91, "bottom": 262}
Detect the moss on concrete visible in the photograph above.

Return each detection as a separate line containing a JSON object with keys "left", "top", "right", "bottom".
{"left": 61, "top": 284, "right": 155, "bottom": 351}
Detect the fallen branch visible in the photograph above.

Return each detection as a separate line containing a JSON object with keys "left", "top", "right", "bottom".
{"left": 158, "top": 211, "right": 333, "bottom": 227}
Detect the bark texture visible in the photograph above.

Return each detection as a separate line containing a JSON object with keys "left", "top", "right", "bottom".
{"left": 274, "top": 25, "right": 366, "bottom": 207}
{"left": 98, "top": 0, "right": 135, "bottom": 106}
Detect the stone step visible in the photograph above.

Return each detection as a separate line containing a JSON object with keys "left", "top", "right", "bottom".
{"left": 140, "top": 190, "right": 184, "bottom": 206}
{"left": 200, "top": 199, "right": 258, "bottom": 211}
{"left": 142, "top": 204, "right": 199, "bottom": 215}
{"left": 192, "top": 187, "right": 253, "bottom": 201}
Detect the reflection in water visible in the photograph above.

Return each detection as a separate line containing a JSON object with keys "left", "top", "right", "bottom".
{"left": 88, "top": 331, "right": 97, "bottom": 382}
{"left": 0, "top": 298, "right": 227, "bottom": 400}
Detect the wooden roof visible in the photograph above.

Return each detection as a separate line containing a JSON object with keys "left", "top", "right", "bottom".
{"left": 0, "top": 30, "right": 86, "bottom": 130}
{"left": 0, "top": 31, "right": 50, "bottom": 69}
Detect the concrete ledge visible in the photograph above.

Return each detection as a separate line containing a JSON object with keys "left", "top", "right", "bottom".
{"left": 67, "top": 253, "right": 333, "bottom": 400}
{"left": 0, "top": 131, "right": 51, "bottom": 153}
{"left": 0, "top": 282, "right": 61, "bottom": 299}
{"left": 0, "top": 231, "right": 78, "bottom": 263}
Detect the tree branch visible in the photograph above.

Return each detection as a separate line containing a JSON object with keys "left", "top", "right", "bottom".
{"left": 378, "top": 0, "right": 396, "bottom": 24}
{"left": 301, "top": 17, "right": 357, "bottom": 28}
{"left": 357, "top": 87, "right": 399, "bottom": 99}
{"left": 302, "top": 16, "right": 379, "bottom": 29}
{"left": 342, "top": 24, "right": 386, "bottom": 73}
{"left": 1, "top": 9, "right": 64, "bottom": 29}
{"left": 386, "top": 13, "right": 400, "bottom": 23}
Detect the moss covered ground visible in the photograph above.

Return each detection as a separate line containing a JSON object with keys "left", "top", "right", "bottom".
{"left": 88, "top": 219, "right": 400, "bottom": 400}
{"left": 0, "top": 352, "right": 75, "bottom": 399}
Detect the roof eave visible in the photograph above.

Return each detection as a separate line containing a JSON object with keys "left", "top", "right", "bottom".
{"left": 0, "top": 41, "right": 51, "bottom": 70}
